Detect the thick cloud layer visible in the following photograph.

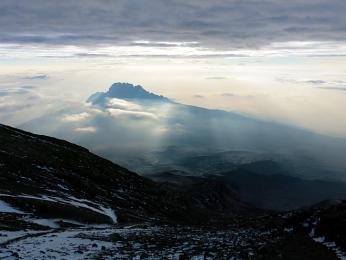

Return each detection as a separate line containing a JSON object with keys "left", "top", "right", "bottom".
{"left": 18, "top": 83, "right": 346, "bottom": 181}
{"left": 1, "top": 0, "right": 346, "bottom": 49}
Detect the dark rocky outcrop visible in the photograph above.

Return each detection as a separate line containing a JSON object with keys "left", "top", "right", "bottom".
{"left": 0, "top": 123, "right": 248, "bottom": 225}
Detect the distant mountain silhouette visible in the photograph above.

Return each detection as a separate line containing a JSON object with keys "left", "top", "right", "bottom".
{"left": 21, "top": 82, "right": 346, "bottom": 182}
{"left": 87, "top": 83, "right": 170, "bottom": 105}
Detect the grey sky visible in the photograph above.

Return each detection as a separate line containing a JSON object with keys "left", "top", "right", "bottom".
{"left": 0, "top": 0, "right": 346, "bottom": 48}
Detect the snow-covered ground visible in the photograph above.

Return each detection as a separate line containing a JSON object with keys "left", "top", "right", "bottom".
{"left": 0, "top": 223, "right": 279, "bottom": 259}
{"left": 0, "top": 228, "right": 116, "bottom": 260}
{"left": 0, "top": 230, "right": 47, "bottom": 244}
{"left": 0, "top": 200, "right": 24, "bottom": 214}
{"left": 0, "top": 193, "right": 118, "bottom": 224}
{"left": 2, "top": 210, "right": 345, "bottom": 259}
{"left": 2, "top": 193, "right": 345, "bottom": 259}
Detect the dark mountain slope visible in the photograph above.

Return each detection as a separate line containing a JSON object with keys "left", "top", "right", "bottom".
{"left": 223, "top": 161, "right": 346, "bottom": 210}
{"left": 149, "top": 160, "right": 346, "bottom": 211}
{"left": 1, "top": 124, "right": 345, "bottom": 259}
{"left": 0, "top": 123, "right": 248, "bottom": 226}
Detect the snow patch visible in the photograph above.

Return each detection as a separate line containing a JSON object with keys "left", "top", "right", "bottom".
{"left": 2, "top": 229, "right": 115, "bottom": 260}
{"left": 35, "top": 165, "right": 53, "bottom": 172}
{"left": 0, "top": 193, "right": 117, "bottom": 224}
{"left": 30, "top": 219, "right": 60, "bottom": 229}
{"left": 0, "top": 230, "right": 46, "bottom": 244}
{"left": 0, "top": 199, "right": 25, "bottom": 214}
{"left": 311, "top": 231, "right": 346, "bottom": 259}
{"left": 57, "top": 184, "right": 69, "bottom": 191}
{"left": 100, "top": 206, "right": 117, "bottom": 224}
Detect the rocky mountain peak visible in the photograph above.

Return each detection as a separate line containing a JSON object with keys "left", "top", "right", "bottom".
{"left": 87, "top": 82, "right": 170, "bottom": 105}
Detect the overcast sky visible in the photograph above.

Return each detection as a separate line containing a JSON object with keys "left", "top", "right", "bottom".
{"left": 1, "top": 0, "right": 346, "bottom": 47}
{"left": 0, "top": 0, "right": 345, "bottom": 137}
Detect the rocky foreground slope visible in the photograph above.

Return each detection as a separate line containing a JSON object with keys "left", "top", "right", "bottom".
{"left": 1, "top": 123, "right": 346, "bottom": 259}
{"left": 0, "top": 123, "right": 249, "bottom": 225}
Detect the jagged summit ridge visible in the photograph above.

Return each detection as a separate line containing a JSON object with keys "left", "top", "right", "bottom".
{"left": 87, "top": 82, "right": 170, "bottom": 104}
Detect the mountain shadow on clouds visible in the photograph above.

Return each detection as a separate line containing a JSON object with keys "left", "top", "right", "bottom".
{"left": 20, "top": 82, "right": 346, "bottom": 183}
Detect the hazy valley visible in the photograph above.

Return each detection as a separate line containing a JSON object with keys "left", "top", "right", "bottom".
{"left": 1, "top": 84, "right": 346, "bottom": 259}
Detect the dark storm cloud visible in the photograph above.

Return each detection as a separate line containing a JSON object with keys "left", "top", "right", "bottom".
{"left": 21, "top": 74, "right": 49, "bottom": 80}
{"left": 205, "top": 76, "right": 227, "bottom": 80}
{"left": 193, "top": 94, "right": 205, "bottom": 99}
{"left": 0, "top": 0, "right": 346, "bottom": 49}
{"left": 0, "top": 103, "right": 33, "bottom": 112}
{"left": 276, "top": 77, "right": 346, "bottom": 92}
{"left": 317, "top": 86, "right": 346, "bottom": 92}
{"left": 0, "top": 84, "right": 43, "bottom": 117}
{"left": 221, "top": 93, "right": 256, "bottom": 98}
{"left": 305, "top": 80, "right": 327, "bottom": 85}
{"left": 0, "top": 85, "right": 36, "bottom": 96}
{"left": 221, "top": 93, "right": 236, "bottom": 97}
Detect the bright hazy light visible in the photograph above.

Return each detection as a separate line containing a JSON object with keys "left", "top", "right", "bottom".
{"left": 0, "top": 40, "right": 346, "bottom": 138}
